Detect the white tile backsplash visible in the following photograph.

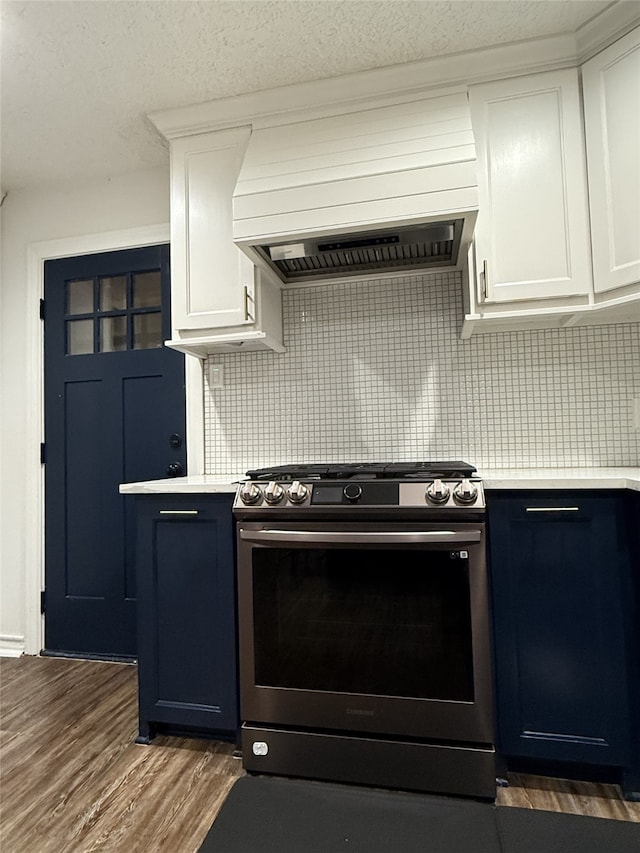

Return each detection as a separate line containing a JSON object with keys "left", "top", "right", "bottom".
{"left": 203, "top": 272, "right": 640, "bottom": 473}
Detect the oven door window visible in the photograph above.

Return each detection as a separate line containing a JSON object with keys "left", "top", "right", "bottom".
{"left": 252, "top": 546, "right": 474, "bottom": 701}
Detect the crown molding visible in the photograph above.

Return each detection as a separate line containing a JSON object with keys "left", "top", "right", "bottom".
{"left": 576, "top": 1, "right": 640, "bottom": 61}
{"left": 147, "top": 2, "right": 640, "bottom": 140}
{"left": 148, "top": 33, "right": 576, "bottom": 139}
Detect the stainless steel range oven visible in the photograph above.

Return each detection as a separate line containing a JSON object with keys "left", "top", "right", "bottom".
{"left": 233, "top": 462, "right": 495, "bottom": 799}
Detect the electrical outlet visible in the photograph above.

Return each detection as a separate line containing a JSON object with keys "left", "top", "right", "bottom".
{"left": 209, "top": 364, "right": 224, "bottom": 389}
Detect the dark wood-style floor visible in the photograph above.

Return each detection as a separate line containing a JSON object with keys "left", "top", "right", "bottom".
{"left": 1, "top": 657, "right": 638, "bottom": 852}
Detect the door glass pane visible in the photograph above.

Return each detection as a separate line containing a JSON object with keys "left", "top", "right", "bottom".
{"left": 67, "top": 319, "right": 94, "bottom": 355}
{"left": 133, "top": 312, "right": 162, "bottom": 349}
{"left": 99, "top": 276, "right": 127, "bottom": 311}
{"left": 133, "top": 271, "right": 161, "bottom": 308}
{"left": 100, "top": 316, "right": 127, "bottom": 352}
{"left": 67, "top": 279, "right": 94, "bottom": 315}
{"left": 252, "top": 547, "right": 474, "bottom": 701}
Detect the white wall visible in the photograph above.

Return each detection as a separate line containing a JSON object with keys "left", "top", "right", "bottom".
{"left": 0, "top": 166, "right": 169, "bottom": 655}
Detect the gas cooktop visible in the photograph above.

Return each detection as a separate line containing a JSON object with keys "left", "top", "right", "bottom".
{"left": 235, "top": 460, "right": 484, "bottom": 513}
{"left": 244, "top": 461, "right": 477, "bottom": 481}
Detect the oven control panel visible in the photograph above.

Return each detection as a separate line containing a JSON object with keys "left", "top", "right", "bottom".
{"left": 238, "top": 479, "right": 313, "bottom": 507}
{"left": 403, "top": 479, "right": 485, "bottom": 508}
{"left": 234, "top": 478, "right": 485, "bottom": 511}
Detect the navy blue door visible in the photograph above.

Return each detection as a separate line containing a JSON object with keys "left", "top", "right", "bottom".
{"left": 44, "top": 245, "right": 186, "bottom": 658}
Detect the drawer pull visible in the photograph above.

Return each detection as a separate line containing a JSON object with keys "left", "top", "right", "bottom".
{"left": 525, "top": 507, "right": 580, "bottom": 513}
{"left": 159, "top": 510, "right": 199, "bottom": 516}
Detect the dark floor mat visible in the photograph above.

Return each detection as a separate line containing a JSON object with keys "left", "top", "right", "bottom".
{"left": 198, "top": 775, "right": 501, "bottom": 853}
{"left": 496, "top": 805, "right": 640, "bottom": 853}
{"left": 198, "top": 775, "right": 640, "bottom": 853}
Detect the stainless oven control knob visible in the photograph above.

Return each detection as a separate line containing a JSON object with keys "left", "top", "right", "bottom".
{"left": 264, "top": 481, "right": 285, "bottom": 505}
{"left": 453, "top": 480, "right": 478, "bottom": 504}
{"left": 343, "top": 483, "right": 363, "bottom": 502}
{"left": 239, "top": 482, "right": 261, "bottom": 505}
{"left": 426, "top": 479, "right": 450, "bottom": 504}
{"left": 287, "top": 480, "right": 308, "bottom": 504}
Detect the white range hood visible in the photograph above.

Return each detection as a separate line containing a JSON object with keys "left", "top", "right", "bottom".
{"left": 232, "top": 90, "right": 479, "bottom": 284}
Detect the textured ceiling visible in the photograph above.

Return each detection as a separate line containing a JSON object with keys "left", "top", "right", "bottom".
{"left": 0, "top": 0, "right": 619, "bottom": 191}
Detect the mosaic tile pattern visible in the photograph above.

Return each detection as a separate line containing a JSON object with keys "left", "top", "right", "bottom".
{"left": 203, "top": 272, "right": 640, "bottom": 473}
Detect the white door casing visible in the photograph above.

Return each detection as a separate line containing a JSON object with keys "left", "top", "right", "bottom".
{"left": 22, "top": 224, "right": 204, "bottom": 656}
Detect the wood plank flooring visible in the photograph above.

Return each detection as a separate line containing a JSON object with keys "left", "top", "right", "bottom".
{"left": 0, "top": 656, "right": 241, "bottom": 853}
{"left": 496, "top": 771, "right": 640, "bottom": 823}
{"left": 1, "top": 656, "right": 638, "bottom": 852}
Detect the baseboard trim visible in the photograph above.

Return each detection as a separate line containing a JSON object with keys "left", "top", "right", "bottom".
{"left": 40, "top": 649, "right": 137, "bottom": 665}
{"left": 0, "top": 635, "right": 25, "bottom": 657}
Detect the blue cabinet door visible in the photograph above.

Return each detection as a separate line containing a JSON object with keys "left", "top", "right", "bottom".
{"left": 488, "top": 492, "right": 634, "bottom": 770}
{"left": 625, "top": 490, "right": 640, "bottom": 797}
{"left": 135, "top": 494, "right": 238, "bottom": 741}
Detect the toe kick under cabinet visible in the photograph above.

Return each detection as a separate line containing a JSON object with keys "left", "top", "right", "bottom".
{"left": 488, "top": 490, "right": 640, "bottom": 799}
{"left": 134, "top": 493, "right": 238, "bottom": 743}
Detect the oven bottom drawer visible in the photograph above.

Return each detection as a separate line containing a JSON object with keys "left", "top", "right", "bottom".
{"left": 241, "top": 724, "right": 496, "bottom": 800}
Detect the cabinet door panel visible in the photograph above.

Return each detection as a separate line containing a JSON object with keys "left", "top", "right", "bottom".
{"left": 489, "top": 494, "right": 632, "bottom": 767}
{"left": 483, "top": 91, "right": 568, "bottom": 287}
{"left": 470, "top": 70, "right": 592, "bottom": 304}
{"left": 171, "top": 128, "right": 252, "bottom": 331}
{"left": 583, "top": 27, "right": 640, "bottom": 294}
{"left": 136, "top": 495, "right": 238, "bottom": 737}
{"left": 155, "top": 518, "right": 233, "bottom": 709}
{"left": 511, "top": 515, "right": 612, "bottom": 741}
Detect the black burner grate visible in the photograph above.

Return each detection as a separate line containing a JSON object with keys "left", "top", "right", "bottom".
{"left": 245, "top": 461, "right": 476, "bottom": 481}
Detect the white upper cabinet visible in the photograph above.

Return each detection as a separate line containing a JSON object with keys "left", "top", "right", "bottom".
{"left": 582, "top": 26, "right": 640, "bottom": 297}
{"left": 168, "top": 127, "right": 284, "bottom": 354}
{"left": 469, "top": 69, "right": 592, "bottom": 305}
{"left": 171, "top": 128, "right": 251, "bottom": 331}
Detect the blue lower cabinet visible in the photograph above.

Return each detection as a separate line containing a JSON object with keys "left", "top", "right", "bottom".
{"left": 134, "top": 494, "right": 238, "bottom": 743}
{"left": 626, "top": 489, "right": 640, "bottom": 796}
{"left": 488, "top": 491, "right": 639, "bottom": 799}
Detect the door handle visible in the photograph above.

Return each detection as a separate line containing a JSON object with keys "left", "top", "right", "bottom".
{"left": 239, "top": 529, "right": 482, "bottom": 545}
{"left": 166, "top": 461, "right": 184, "bottom": 477}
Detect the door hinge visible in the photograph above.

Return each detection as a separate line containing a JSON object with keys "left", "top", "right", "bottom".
{"left": 39, "top": 299, "right": 46, "bottom": 320}
{"left": 40, "top": 590, "right": 47, "bottom": 613}
{"left": 40, "top": 443, "right": 46, "bottom": 464}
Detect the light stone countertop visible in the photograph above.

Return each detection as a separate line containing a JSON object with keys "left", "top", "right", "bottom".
{"left": 119, "top": 475, "right": 242, "bottom": 495}
{"left": 478, "top": 467, "right": 640, "bottom": 492}
{"left": 119, "top": 468, "right": 640, "bottom": 495}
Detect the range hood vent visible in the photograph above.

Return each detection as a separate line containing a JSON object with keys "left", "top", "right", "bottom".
{"left": 258, "top": 221, "right": 462, "bottom": 283}
{"left": 233, "top": 91, "right": 478, "bottom": 284}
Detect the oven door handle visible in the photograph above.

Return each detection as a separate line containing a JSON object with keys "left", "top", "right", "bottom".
{"left": 239, "top": 529, "right": 482, "bottom": 545}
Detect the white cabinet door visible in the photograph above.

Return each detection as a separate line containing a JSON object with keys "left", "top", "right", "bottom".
{"left": 582, "top": 26, "right": 640, "bottom": 295}
{"left": 171, "top": 127, "right": 253, "bottom": 331}
{"left": 469, "top": 70, "right": 592, "bottom": 304}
